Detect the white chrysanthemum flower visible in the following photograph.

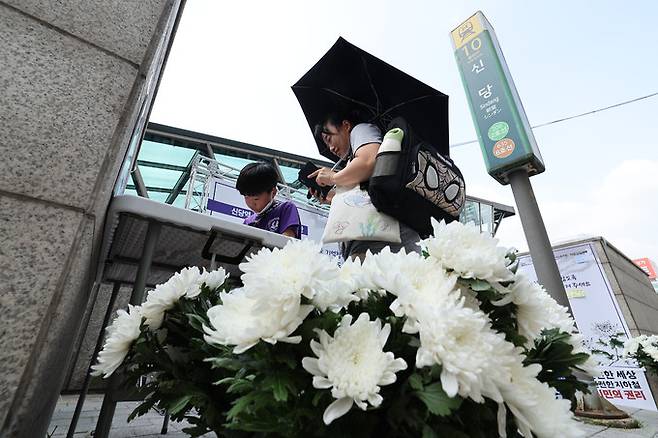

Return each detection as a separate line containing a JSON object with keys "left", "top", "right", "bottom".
{"left": 414, "top": 298, "right": 516, "bottom": 403}
{"left": 569, "top": 332, "right": 600, "bottom": 376}
{"left": 336, "top": 256, "right": 378, "bottom": 301}
{"left": 302, "top": 313, "right": 407, "bottom": 425}
{"left": 502, "top": 361, "right": 584, "bottom": 438}
{"left": 240, "top": 240, "right": 355, "bottom": 311}
{"left": 422, "top": 218, "right": 513, "bottom": 284}
{"left": 91, "top": 305, "right": 143, "bottom": 378}
{"left": 623, "top": 335, "right": 647, "bottom": 356}
{"left": 646, "top": 346, "right": 658, "bottom": 362}
{"left": 625, "top": 335, "right": 658, "bottom": 362}
{"left": 199, "top": 267, "right": 228, "bottom": 290}
{"left": 503, "top": 275, "right": 574, "bottom": 344}
{"left": 366, "top": 248, "right": 459, "bottom": 333}
{"left": 203, "top": 288, "right": 261, "bottom": 353}
{"left": 640, "top": 336, "right": 658, "bottom": 362}
{"left": 204, "top": 286, "right": 313, "bottom": 354}
{"left": 351, "top": 251, "right": 388, "bottom": 300}
{"left": 502, "top": 275, "right": 598, "bottom": 375}
{"left": 142, "top": 266, "right": 204, "bottom": 329}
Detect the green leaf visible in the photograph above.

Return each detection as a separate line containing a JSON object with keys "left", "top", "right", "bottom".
{"left": 414, "top": 382, "right": 462, "bottom": 416}
{"left": 272, "top": 381, "right": 288, "bottom": 402}
{"left": 470, "top": 280, "right": 492, "bottom": 292}
{"left": 127, "top": 397, "right": 157, "bottom": 422}
{"left": 408, "top": 337, "right": 421, "bottom": 348}
{"left": 227, "top": 393, "right": 258, "bottom": 421}
{"left": 422, "top": 425, "right": 439, "bottom": 438}
{"left": 524, "top": 328, "right": 592, "bottom": 399}
{"left": 167, "top": 394, "right": 193, "bottom": 416}
{"left": 408, "top": 373, "right": 424, "bottom": 391}
{"left": 205, "top": 356, "right": 243, "bottom": 371}
{"left": 506, "top": 251, "right": 517, "bottom": 264}
{"left": 311, "top": 390, "right": 325, "bottom": 407}
{"left": 263, "top": 373, "right": 291, "bottom": 402}
{"left": 214, "top": 377, "right": 235, "bottom": 386}
{"left": 227, "top": 379, "right": 253, "bottom": 395}
{"left": 186, "top": 313, "right": 208, "bottom": 332}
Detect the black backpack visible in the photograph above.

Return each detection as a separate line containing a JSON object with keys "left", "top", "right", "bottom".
{"left": 368, "top": 117, "right": 465, "bottom": 237}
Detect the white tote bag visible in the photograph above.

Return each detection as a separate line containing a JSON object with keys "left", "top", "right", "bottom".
{"left": 322, "top": 185, "right": 401, "bottom": 244}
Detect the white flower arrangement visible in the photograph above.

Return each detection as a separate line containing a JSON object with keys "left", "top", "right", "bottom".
{"left": 93, "top": 222, "right": 593, "bottom": 437}
{"left": 92, "top": 267, "right": 227, "bottom": 376}
{"left": 623, "top": 335, "right": 658, "bottom": 374}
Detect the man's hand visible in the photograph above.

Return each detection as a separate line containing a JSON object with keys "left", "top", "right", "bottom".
{"left": 308, "top": 167, "right": 336, "bottom": 187}
{"left": 308, "top": 187, "right": 334, "bottom": 205}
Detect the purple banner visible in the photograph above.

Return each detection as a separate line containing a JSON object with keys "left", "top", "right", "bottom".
{"left": 207, "top": 199, "right": 252, "bottom": 219}
{"left": 208, "top": 198, "right": 308, "bottom": 235}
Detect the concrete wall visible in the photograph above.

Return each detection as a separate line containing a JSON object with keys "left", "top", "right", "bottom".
{"left": 593, "top": 239, "right": 658, "bottom": 337}
{"left": 0, "top": 1, "right": 184, "bottom": 436}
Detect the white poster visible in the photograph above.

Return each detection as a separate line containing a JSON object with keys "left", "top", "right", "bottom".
{"left": 206, "top": 178, "right": 340, "bottom": 259}
{"left": 518, "top": 243, "right": 657, "bottom": 411}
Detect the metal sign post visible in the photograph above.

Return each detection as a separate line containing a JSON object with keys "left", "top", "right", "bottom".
{"left": 450, "top": 11, "right": 569, "bottom": 312}
{"left": 451, "top": 11, "right": 631, "bottom": 421}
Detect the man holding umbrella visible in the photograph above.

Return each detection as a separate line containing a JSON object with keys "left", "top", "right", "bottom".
{"left": 308, "top": 109, "right": 421, "bottom": 260}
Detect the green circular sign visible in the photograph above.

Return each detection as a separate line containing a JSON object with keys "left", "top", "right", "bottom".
{"left": 488, "top": 122, "right": 509, "bottom": 141}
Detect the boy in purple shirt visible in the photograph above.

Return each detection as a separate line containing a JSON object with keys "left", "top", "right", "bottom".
{"left": 237, "top": 162, "right": 301, "bottom": 239}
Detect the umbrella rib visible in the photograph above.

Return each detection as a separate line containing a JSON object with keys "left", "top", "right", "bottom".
{"left": 294, "top": 85, "right": 378, "bottom": 112}
{"left": 378, "top": 94, "right": 435, "bottom": 118}
{"left": 361, "top": 55, "right": 381, "bottom": 114}
{"left": 321, "top": 88, "right": 378, "bottom": 112}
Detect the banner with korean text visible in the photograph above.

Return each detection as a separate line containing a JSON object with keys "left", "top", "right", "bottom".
{"left": 518, "top": 243, "right": 657, "bottom": 411}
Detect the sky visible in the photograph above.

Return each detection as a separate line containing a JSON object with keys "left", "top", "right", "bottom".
{"left": 151, "top": 0, "right": 658, "bottom": 263}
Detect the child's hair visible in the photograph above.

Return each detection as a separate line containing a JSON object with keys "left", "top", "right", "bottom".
{"left": 236, "top": 161, "right": 279, "bottom": 196}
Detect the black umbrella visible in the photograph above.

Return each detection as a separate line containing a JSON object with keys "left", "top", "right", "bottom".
{"left": 292, "top": 37, "right": 449, "bottom": 162}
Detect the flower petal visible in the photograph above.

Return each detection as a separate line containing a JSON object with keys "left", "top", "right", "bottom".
{"left": 310, "top": 339, "right": 324, "bottom": 357}
{"left": 379, "top": 323, "right": 391, "bottom": 346}
{"left": 302, "top": 357, "right": 322, "bottom": 376}
{"left": 441, "top": 371, "right": 459, "bottom": 398}
{"left": 367, "top": 393, "right": 383, "bottom": 407}
{"left": 497, "top": 402, "right": 507, "bottom": 438}
{"left": 323, "top": 397, "right": 353, "bottom": 425}
{"left": 312, "top": 376, "right": 333, "bottom": 389}
{"left": 233, "top": 342, "right": 258, "bottom": 354}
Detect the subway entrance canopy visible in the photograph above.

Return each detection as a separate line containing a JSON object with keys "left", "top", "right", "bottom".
{"left": 122, "top": 123, "right": 514, "bottom": 237}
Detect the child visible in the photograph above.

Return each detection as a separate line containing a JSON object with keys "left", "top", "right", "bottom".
{"left": 236, "top": 162, "right": 301, "bottom": 239}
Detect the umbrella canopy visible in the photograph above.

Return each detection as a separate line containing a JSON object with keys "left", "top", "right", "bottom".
{"left": 292, "top": 37, "right": 449, "bottom": 162}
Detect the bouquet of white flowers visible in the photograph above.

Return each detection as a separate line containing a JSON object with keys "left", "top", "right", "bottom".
{"left": 623, "top": 335, "right": 658, "bottom": 375}
{"left": 92, "top": 219, "right": 597, "bottom": 437}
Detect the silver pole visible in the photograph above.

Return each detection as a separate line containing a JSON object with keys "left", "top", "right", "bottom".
{"left": 66, "top": 282, "right": 122, "bottom": 438}
{"left": 94, "top": 222, "right": 161, "bottom": 437}
{"left": 507, "top": 169, "right": 572, "bottom": 312}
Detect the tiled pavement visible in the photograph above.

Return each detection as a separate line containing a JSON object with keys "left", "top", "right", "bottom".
{"left": 48, "top": 394, "right": 658, "bottom": 437}
{"left": 47, "top": 394, "right": 213, "bottom": 438}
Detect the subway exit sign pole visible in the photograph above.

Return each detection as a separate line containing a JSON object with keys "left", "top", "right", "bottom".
{"left": 451, "top": 11, "right": 569, "bottom": 311}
